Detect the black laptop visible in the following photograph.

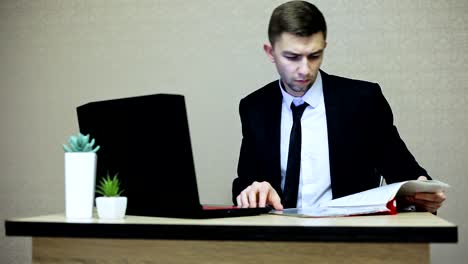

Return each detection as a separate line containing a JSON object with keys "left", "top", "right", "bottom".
{"left": 76, "top": 94, "right": 270, "bottom": 218}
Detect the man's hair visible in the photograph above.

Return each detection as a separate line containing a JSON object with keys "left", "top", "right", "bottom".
{"left": 268, "top": 1, "right": 327, "bottom": 45}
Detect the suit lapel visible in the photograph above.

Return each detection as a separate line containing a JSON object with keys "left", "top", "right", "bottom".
{"left": 263, "top": 82, "right": 283, "bottom": 194}
{"left": 321, "top": 71, "right": 343, "bottom": 199}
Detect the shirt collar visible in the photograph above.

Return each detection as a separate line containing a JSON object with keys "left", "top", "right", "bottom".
{"left": 279, "top": 71, "right": 323, "bottom": 108}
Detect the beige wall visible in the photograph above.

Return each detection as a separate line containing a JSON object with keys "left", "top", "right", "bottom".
{"left": 1, "top": 1, "right": 467, "bottom": 263}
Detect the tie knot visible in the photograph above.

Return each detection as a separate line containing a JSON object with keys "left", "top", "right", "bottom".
{"left": 290, "top": 102, "right": 309, "bottom": 120}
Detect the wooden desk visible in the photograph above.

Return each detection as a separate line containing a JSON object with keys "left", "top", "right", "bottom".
{"left": 5, "top": 212, "right": 457, "bottom": 264}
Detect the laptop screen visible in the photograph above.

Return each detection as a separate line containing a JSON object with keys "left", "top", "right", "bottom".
{"left": 77, "top": 94, "right": 203, "bottom": 216}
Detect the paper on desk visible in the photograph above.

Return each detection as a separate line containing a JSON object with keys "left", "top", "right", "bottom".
{"left": 271, "top": 179, "right": 450, "bottom": 218}
{"left": 326, "top": 179, "right": 449, "bottom": 208}
{"left": 274, "top": 205, "right": 393, "bottom": 218}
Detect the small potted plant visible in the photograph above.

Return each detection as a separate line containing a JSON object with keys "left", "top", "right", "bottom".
{"left": 95, "top": 172, "right": 127, "bottom": 219}
{"left": 63, "top": 133, "right": 100, "bottom": 219}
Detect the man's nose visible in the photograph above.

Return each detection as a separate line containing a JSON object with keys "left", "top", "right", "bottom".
{"left": 297, "top": 58, "right": 310, "bottom": 77}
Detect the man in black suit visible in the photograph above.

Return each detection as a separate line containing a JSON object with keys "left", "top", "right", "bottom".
{"left": 232, "top": 1, "right": 445, "bottom": 212}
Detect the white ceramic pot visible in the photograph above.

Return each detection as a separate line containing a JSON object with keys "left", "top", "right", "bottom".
{"left": 64, "top": 152, "right": 97, "bottom": 219}
{"left": 96, "top": 197, "right": 127, "bottom": 219}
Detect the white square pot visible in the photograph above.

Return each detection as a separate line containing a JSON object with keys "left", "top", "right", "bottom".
{"left": 96, "top": 197, "right": 127, "bottom": 219}
{"left": 65, "top": 152, "right": 97, "bottom": 219}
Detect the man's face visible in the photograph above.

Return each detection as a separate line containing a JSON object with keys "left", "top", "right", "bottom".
{"left": 264, "top": 32, "right": 327, "bottom": 97}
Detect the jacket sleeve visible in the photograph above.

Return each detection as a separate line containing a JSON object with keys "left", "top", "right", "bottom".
{"left": 371, "top": 84, "right": 430, "bottom": 183}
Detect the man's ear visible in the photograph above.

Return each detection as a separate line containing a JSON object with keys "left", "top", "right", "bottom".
{"left": 263, "top": 43, "right": 275, "bottom": 63}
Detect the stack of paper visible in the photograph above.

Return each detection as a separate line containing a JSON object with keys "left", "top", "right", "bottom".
{"left": 271, "top": 180, "right": 450, "bottom": 217}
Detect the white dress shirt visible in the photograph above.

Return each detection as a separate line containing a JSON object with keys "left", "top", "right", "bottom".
{"left": 279, "top": 72, "right": 332, "bottom": 208}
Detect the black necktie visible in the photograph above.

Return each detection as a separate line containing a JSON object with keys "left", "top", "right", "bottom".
{"left": 283, "top": 102, "right": 309, "bottom": 208}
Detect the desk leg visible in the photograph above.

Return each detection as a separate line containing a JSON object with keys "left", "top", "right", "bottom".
{"left": 33, "top": 237, "right": 429, "bottom": 264}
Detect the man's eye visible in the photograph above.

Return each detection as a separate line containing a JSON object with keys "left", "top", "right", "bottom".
{"left": 308, "top": 54, "right": 321, "bottom": 60}
{"left": 285, "top": 55, "right": 299, "bottom": 60}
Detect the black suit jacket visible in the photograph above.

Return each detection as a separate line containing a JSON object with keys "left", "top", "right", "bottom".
{"left": 232, "top": 70, "right": 429, "bottom": 204}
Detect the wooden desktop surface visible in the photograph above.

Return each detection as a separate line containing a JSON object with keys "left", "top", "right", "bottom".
{"left": 5, "top": 212, "right": 458, "bottom": 264}
{"left": 7, "top": 211, "right": 456, "bottom": 226}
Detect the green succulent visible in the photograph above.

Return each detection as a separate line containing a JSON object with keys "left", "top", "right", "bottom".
{"left": 96, "top": 172, "right": 124, "bottom": 197}
{"left": 63, "top": 133, "right": 100, "bottom": 153}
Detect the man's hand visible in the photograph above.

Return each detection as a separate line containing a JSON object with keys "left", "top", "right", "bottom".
{"left": 403, "top": 176, "right": 446, "bottom": 213}
{"left": 236, "top": 181, "right": 284, "bottom": 210}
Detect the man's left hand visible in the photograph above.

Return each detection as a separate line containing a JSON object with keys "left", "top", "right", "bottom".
{"left": 403, "top": 176, "right": 446, "bottom": 213}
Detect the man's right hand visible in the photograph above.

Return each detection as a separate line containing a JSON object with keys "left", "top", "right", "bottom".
{"left": 236, "top": 181, "right": 284, "bottom": 210}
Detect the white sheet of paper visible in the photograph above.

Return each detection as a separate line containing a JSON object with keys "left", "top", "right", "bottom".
{"left": 325, "top": 182, "right": 405, "bottom": 207}
{"left": 397, "top": 180, "right": 450, "bottom": 195}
